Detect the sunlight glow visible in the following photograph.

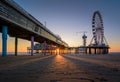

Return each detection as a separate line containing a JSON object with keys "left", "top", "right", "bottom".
{"left": 56, "top": 48, "right": 60, "bottom": 55}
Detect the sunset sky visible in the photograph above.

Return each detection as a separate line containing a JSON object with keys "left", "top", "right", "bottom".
{"left": 0, "top": 0, "right": 120, "bottom": 52}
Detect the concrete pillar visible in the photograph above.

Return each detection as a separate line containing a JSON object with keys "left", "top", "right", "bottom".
{"left": 103, "top": 48, "right": 105, "bottom": 54}
{"left": 41, "top": 43, "right": 44, "bottom": 55}
{"left": 31, "top": 36, "right": 34, "bottom": 56}
{"left": 96, "top": 48, "right": 97, "bottom": 54}
{"left": 106, "top": 48, "right": 108, "bottom": 54}
{"left": 15, "top": 37, "right": 18, "bottom": 56}
{"left": 86, "top": 48, "right": 87, "bottom": 54}
{"left": 89, "top": 48, "right": 91, "bottom": 54}
{"left": 2, "top": 25, "right": 8, "bottom": 56}
{"left": 94, "top": 48, "right": 96, "bottom": 54}
{"left": 50, "top": 44, "right": 52, "bottom": 55}
{"left": 44, "top": 41, "right": 46, "bottom": 55}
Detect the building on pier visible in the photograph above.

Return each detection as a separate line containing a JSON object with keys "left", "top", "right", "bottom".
{"left": 27, "top": 43, "right": 58, "bottom": 55}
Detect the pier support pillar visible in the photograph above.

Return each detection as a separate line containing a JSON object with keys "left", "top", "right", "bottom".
{"left": 44, "top": 41, "right": 46, "bottom": 55}
{"left": 50, "top": 44, "right": 52, "bottom": 55}
{"left": 15, "top": 37, "right": 18, "bottom": 56}
{"left": 31, "top": 36, "right": 34, "bottom": 56}
{"left": 94, "top": 48, "right": 96, "bottom": 54}
{"left": 2, "top": 25, "right": 8, "bottom": 56}
{"left": 89, "top": 48, "right": 91, "bottom": 54}
{"left": 106, "top": 48, "right": 108, "bottom": 54}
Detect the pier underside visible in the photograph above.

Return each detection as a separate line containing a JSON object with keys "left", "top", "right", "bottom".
{"left": 86, "top": 46, "right": 109, "bottom": 54}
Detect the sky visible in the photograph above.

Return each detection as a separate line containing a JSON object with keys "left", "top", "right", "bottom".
{"left": 0, "top": 0, "right": 120, "bottom": 52}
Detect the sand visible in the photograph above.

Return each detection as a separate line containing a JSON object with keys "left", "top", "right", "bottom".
{"left": 0, "top": 53, "right": 120, "bottom": 82}
{"left": 0, "top": 55, "right": 54, "bottom": 71}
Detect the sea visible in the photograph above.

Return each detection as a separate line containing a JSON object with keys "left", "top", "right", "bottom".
{"left": 0, "top": 52, "right": 120, "bottom": 56}
{"left": 0, "top": 52, "right": 30, "bottom": 56}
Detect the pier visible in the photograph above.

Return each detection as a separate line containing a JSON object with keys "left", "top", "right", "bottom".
{"left": 0, "top": 0, "right": 68, "bottom": 56}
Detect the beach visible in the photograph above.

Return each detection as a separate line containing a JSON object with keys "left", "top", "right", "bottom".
{"left": 0, "top": 53, "right": 120, "bottom": 82}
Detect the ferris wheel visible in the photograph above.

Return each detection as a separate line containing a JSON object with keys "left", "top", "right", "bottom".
{"left": 92, "top": 11, "right": 104, "bottom": 45}
{"left": 88, "top": 11, "right": 109, "bottom": 54}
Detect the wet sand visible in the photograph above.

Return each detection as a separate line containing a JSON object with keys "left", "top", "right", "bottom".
{"left": 0, "top": 53, "right": 120, "bottom": 82}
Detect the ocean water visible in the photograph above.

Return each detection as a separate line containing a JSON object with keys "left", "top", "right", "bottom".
{"left": 109, "top": 52, "right": 120, "bottom": 55}
{"left": 0, "top": 52, "right": 120, "bottom": 56}
{"left": 0, "top": 52, "right": 30, "bottom": 56}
